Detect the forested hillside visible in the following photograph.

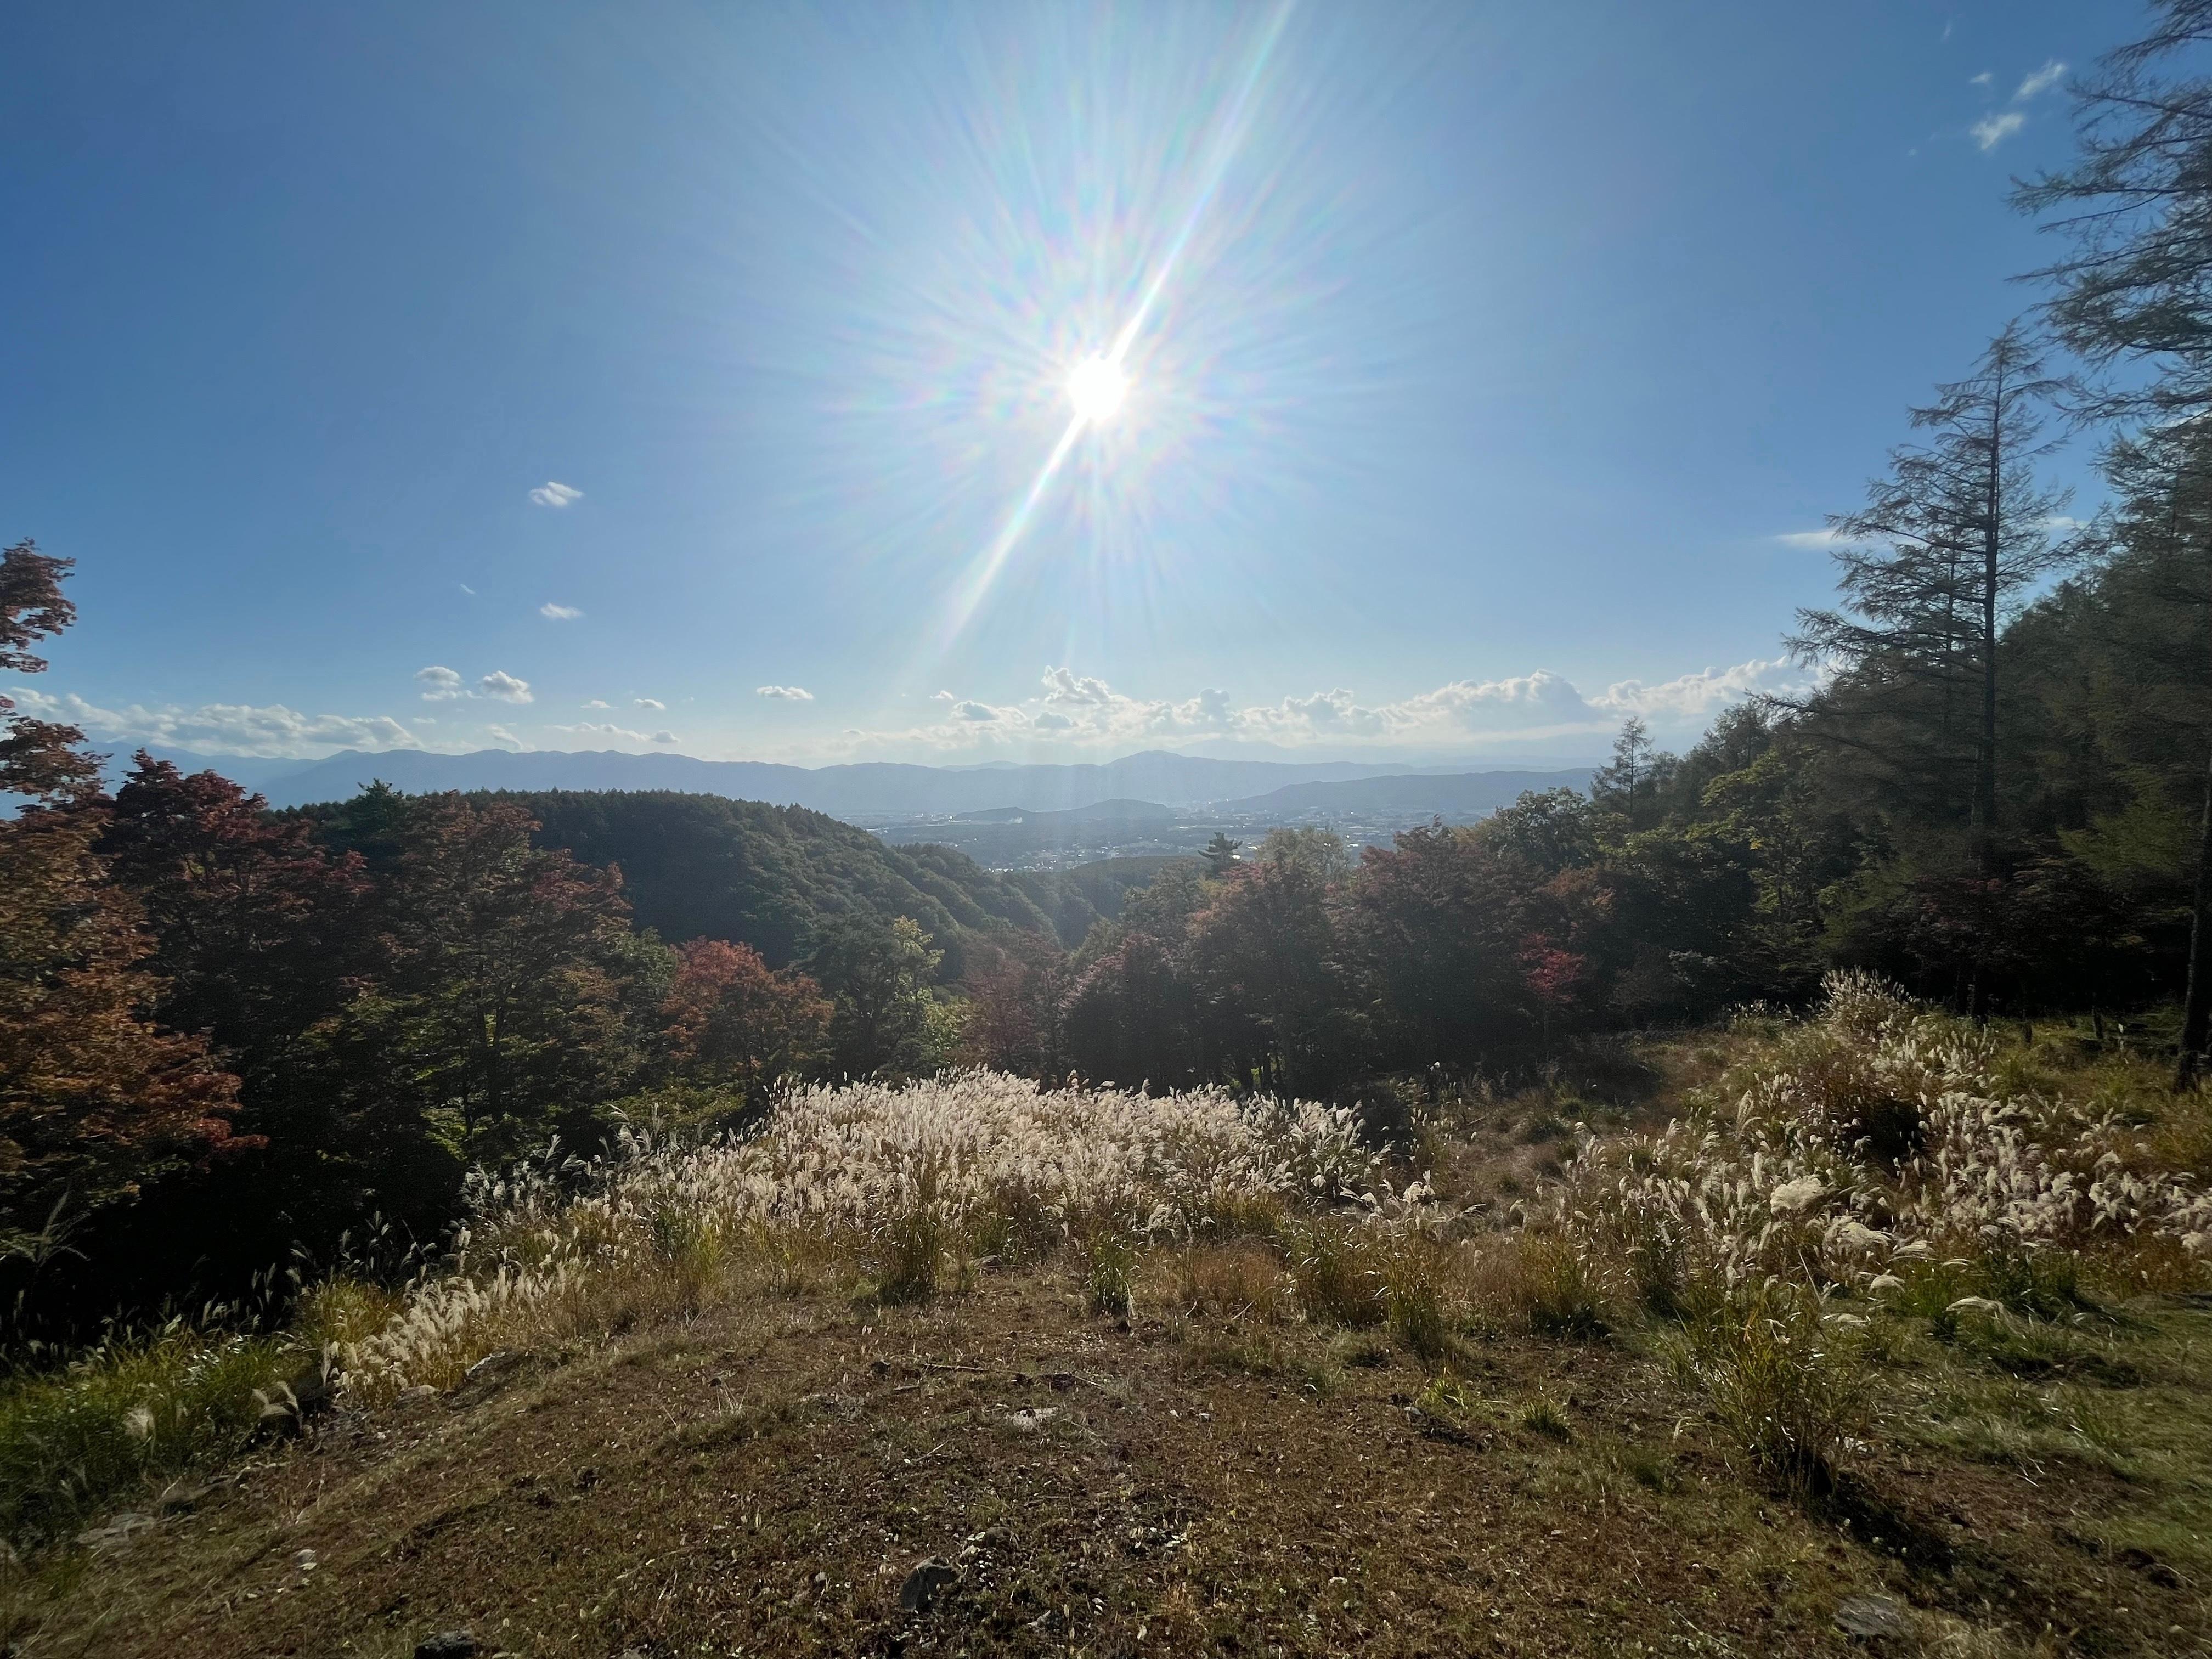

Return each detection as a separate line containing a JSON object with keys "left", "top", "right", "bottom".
{"left": 301, "top": 788, "right": 1136, "bottom": 970}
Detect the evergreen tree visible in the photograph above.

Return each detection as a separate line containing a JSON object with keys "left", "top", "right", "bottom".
{"left": 2020, "top": 2, "right": 2212, "bottom": 1076}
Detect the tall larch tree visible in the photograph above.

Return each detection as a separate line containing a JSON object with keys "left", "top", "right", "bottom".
{"left": 2019, "top": 1, "right": 2212, "bottom": 1080}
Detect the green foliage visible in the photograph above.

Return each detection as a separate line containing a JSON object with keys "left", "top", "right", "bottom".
{"left": 1678, "top": 1278, "right": 1871, "bottom": 1491}
{"left": 0, "top": 1327, "right": 296, "bottom": 1551}
{"left": 1508, "top": 1237, "right": 1611, "bottom": 1339}
{"left": 1287, "top": 1224, "right": 1387, "bottom": 1329}
{"left": 805, "top": 913, "right": 946, "bottom": 1081}
{"left": 1383, "top": 1242, "right": 1453, "bottom": 1365}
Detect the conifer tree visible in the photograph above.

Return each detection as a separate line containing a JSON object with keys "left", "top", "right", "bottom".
{"left": 2021, "top": 2, "right": 2212, "bottom": 1078}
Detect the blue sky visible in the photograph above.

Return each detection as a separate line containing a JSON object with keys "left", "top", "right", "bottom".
{"left": 1, "top": 1, "right": 2137, "bottom": 767}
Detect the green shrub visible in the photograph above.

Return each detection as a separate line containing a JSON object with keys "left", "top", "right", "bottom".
{"left": 1384, "top": 1242, "right": 1454, "bottom": 1364}
{"left": 1288, "top": 1224, "right": 1387, "bottom": 1329}
{"left": 873, "top": 1204, "right": 944, "bottom": 1305}
{"left": 1681, "top": 1278, "right": 1870, "bottom": 1492}
{"left": 1513, "top": 1238, "right": 1610, "bottom": 1339}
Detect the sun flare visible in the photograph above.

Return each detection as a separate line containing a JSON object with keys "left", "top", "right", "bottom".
{"left": 1067, "top": 353, "right": 1129, "bottom": 425}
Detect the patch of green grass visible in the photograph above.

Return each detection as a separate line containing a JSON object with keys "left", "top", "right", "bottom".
{"left": 873, "top": 1205, "right": 945, "bottom": 1305}
{"left": 1287, "top": 1224, "right": 1386, "bottom": 1329}
{"left": 1518, "top": 1394, "right": 1571, "bottom": 1441}
{"left": 1510, "top": 1238, "right": 1611, "bottom": 1339}
{"left": 0, "top": 1329, "right": 296, "bottom": 1553}
{"left": 1676, "top": 1279, "right": 1869, "bottom": 1492}
{"left": 1082, "top": 1230, "right": 1138, "bottom": 1320}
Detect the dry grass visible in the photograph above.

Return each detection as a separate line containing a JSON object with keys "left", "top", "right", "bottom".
{"left": 8, "top": 983, "right": 2212, "bottom": 1657}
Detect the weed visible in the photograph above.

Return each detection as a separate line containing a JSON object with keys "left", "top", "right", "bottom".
{"left": 1414, "top": 1372, "right": 1484, "bottom": 1430}
{"left": 1082, "top": 1231, "right": 1138, "bottom": 1321}
{"left": 1288, "top": 1224, "right": 1386, "bottom": 1329}
{"left": 1623, "top": 1445, "right": 1679, "bottom": 1492}
{"left": 873, "top": 1204, "right": 943, "bottom": 1306}
{"left": 1519, "top": 1394, "right": 1571, "bottom": 1440}
{"left": 1680, "top": 1278, "right": 1870, "bottom": 1493}
{"left": 1383, "top": 1239, "right": 1455, "bottom": 1364}
{"left": 0, "top": 1328, "right": 295, "bottom": 1551}
{"left": 1503, "top": 1238, "right": 1611, "bottom": 1339}
{"left": 1330, "top": 1334, "right": 1392, "bottom": 1369}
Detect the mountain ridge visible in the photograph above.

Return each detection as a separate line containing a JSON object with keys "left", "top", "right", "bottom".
{"left": 143, "top": 746, "right": 1606, "bottom": 817}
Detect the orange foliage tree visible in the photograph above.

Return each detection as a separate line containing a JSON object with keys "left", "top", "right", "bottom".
{"left": 0, "top": 542, "right": 243, "bottom": 1243}
{"left": 661, "top": 938, "right": 831, "bottom": 1093}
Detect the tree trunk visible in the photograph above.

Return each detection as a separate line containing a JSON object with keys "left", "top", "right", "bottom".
{"left": 2176, "top": 748, "right": 2212, "bottom": 1089}
{"left": 1966, "top": 397, "right": 2004, "bottom": 1022}
{"left": 1975, "top": 409, "right": 2002, "bottom": 883}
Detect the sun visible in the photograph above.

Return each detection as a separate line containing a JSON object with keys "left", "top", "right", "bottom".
{"left": 1067, "top": 353, "right": 1128, "bottom": 424}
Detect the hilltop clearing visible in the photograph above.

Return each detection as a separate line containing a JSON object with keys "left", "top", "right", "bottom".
{"left": 4, "top": 982, "right": 2210, "bottom": 1657}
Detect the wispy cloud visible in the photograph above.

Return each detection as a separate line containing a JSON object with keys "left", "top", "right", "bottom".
{"left": 459, "top": 583, "right": 476, "bottom": 596}
{"left": 1773, "top": 527, "right": 1868, "bottom": 549}
{"left": 1972, "top": 110, "right": 2027, "bottom": 151}
{"left": 583, "top": 698, "right": 611, "bottom": 709}
{"left": 527, "top": 481, "right": 582, "bottom": 509}
{"left": 539, "top": 602, "right": 583, "bottom": 620}
{"left": 2016, "top": 59, "right": 2067, "bottom": 100}
{"left": 754, "top": 685, "right": 813, "bottom": 702}
{"left": 634, "top": 696, "right": 667, "bottom": 710}
{"left": 478, "top": 670, "right": 533, "bottom": 704}
{"left": 486, "top": 724, "right": 525, "bottom": 750}
{"left": 1969, "top": 70, "right": 1993, "bottom": 88}
{"left": 551, "top": 721, "right": 681, "bottom": 748}
{"left": 811, "top": 659, "right": 1813, "bottom": 761}
{"left": 416, "top": 665, "right": 466, "bottom": 701}
{"left": 8, "top": 686, "right": 419, "bottom": 759}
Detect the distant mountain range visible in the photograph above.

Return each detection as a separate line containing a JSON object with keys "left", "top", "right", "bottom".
{"left": 132, "top": 746, "right": 1601, "bottom": 819}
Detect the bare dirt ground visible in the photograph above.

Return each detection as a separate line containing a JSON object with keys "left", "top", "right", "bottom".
{"left": 13, "top": 1261, "right": 2207, "bottom": 1659}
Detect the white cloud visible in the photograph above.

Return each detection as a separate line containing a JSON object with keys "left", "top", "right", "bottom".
{"left": 1969, "top": 70, "right": 1993, "bottom": 88}
{"left": 1972, "top": 110, "right": 2026, "bottom": 151}
{"left": 583, "top": 698, "right": 611, "bottom": 709}
{"left": 754, "top": 686, "right": 812, "bottom": 702}
{"left": 459, "top": 583, "right": 476, "bottom": 596}
{"left": 549, "top": 720, "right": 681, "bottom": 748}
{"left": 1773, "top": 527, "right": 1870, "bottom": 549}
{"left": 486, "top": 724, "right": 525, "bottom": 749}
{"left": 2016, "top": 59, "right": 2066, "bottom": 100}
{"left": 539, "top": 602, "right": 583, "bottom": 620}
{"left": 422, "top": 664, "right": 535, "bottom": 706}
{"left": 812, "top": 658, "right": 1813, "bottom": 761}
{"left": 1040, "top": 667, "right": 1115, "bottom": 707}
{"left": 1592, "top": 659, "right": 1801, "bottom": 721}
{"left": 528, "top": 481, "right": 582, "bottom": 509}
{"left": 9, "top": 686, "right": 419, "bottom": 759}
{"left": 634, "top": 697, "right": 667, "bottom": 710}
